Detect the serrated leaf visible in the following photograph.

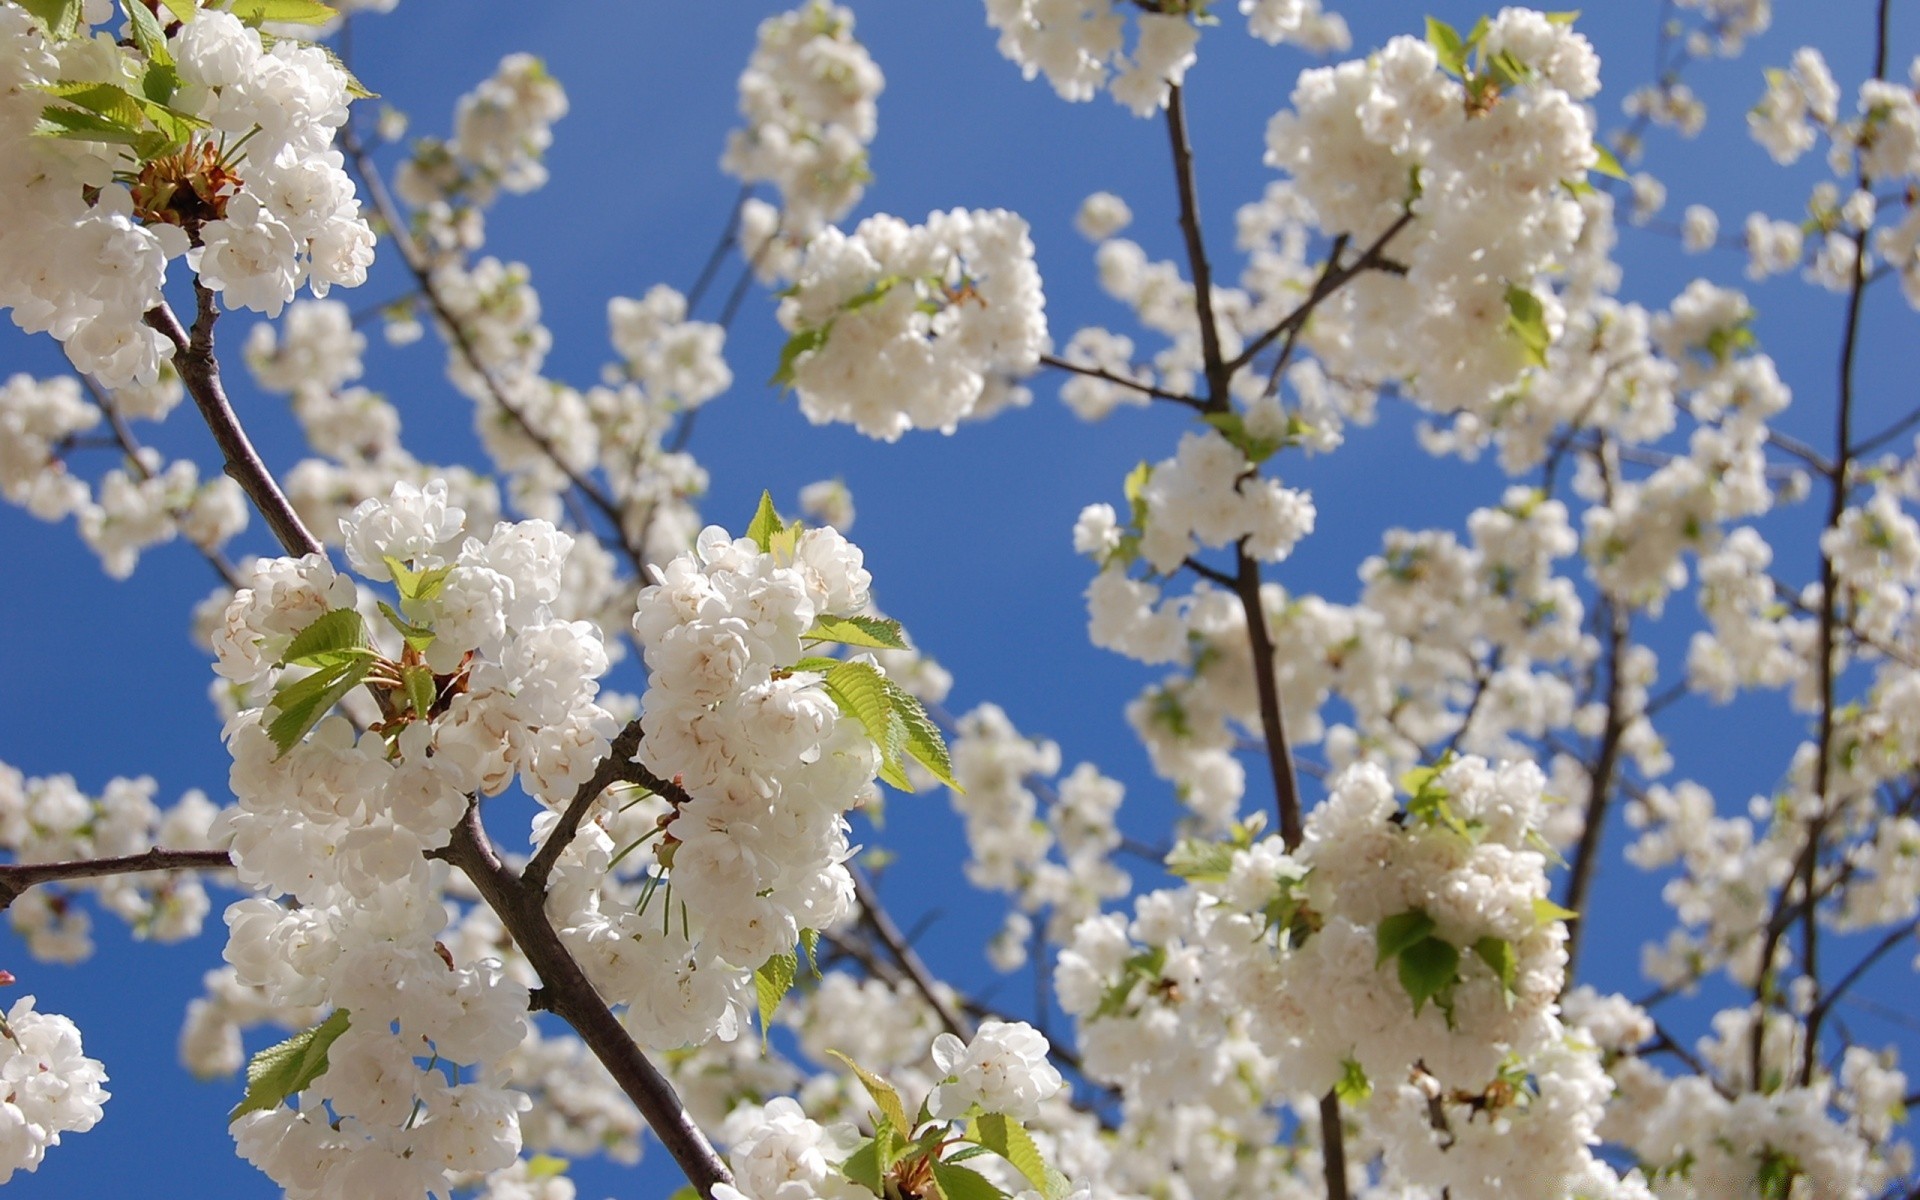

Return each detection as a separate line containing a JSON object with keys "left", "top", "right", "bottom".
{"left": 383, "top": 556, "right": 453, "bottom": 604}
{"left": 806, "top": 613, "right": 909, "bottom": 650}
{"left": 1335, "top": 1058, "right": 1372, "bottom": 1104}
{"left": 754, "top": 951, "right": 798, "bottom": 1046}
{"left": 1504, "top": 284, "right": 1551, "bottom": 369}
{"left": 402, "top": 663, "right": 436, "bottom": 718}
{"left": 39, "top": 81, "right": 145, "bottom": 127}
{"left": 800, "top": 927, "right": 821, "bottom": 977}
{"left": 280, "top": 608, "right": 370, "bottom": 667}
{"left": 970, "top": 1112, "right": 1068, "bottom": 1200}
{"left": 1375, "top": 909, "right": 1436, "bottom": 966}
{"left": 124, "top": 0, "right": 173, "bottom": 65}
{"left": 230, "top": 0, "right": 337, "bottom": 25}
{"left": 824, "top": 661, "right": 908, "bottom": 788}
{"left": 141, "top": 61, "right": 180, "bottom": 105}
{"left": 34, "top": 107, "right": 146, "bottom": 145}
{"left": 840, "top": 1137, "right": 884, "bottom": 1193}
{"left": 930, "top": 1159, "right": 1009, "bottom": 1200}
{"left": 228, "top": 1008, "right": 350, "bottom": 1122}
{"left": 1397, "top": 935, "right": 1460, "bottom": 1017}
{"left": 1166, "top": 838, "right": 1235, "bottom": 883}
{"left": 1532, "top": 897, "right": 1579, "bottom": 925}
{"left": 879, "top": 673, "right": 959, "bottom": 792}
{"left": 789, "top": 655, "right": 845, "bottom": 674}
{"left": 1590, "top": 140, "right": 1628, "bottom": 180}
{"left": 745, "top": 490, "right": 783, "bottom": 553}
{"left": 267, "top": 658, "right": 370, "bottom": 755}
{"left": 377, "top": 600, "right": 436, "bottom": 653}
{"left": 826, "top": 1050, "right": 911, "bottom": 1137}
{"left": 1425, "top": 16, "right": 1468, "bottom": 77}
{"left": 1473, "top": 935, "right": 1518, "bottom": 1007}
{"left": 18, "top": 0, "right": 85, "bottom": 40}
{"left": 771, "top": 324, "right": 829, "bottom": 388}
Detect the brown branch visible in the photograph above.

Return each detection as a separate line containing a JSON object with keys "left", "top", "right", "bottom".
{"left": 1562, "top": 595, "right": 1630, "bottom": 980}
{"left": 146, "top": 291, "right": 323, "bottom": 559}
{"left": 1164, "top": 86, "right": 1229, "bottom": 411}
{"left": 0, "top": 848, "right": 235, "bottom": 911}
{"left": 1233, "top": 548, "right": 1305, "bottom": 848}
{"left": 1037, "top": 354, "right": 1205, "bottom": 410}
{"left": 851, "top": 867, "right": 973, "bottom": 1040}
{"left": 1230, "top": 214, "right": 1414, "bottom": 377}
{"left": 522, "top": 717, "right": 649, "bottom": 895}
{"left": 441, "top": 803, "right": 733, "bottom": 1198}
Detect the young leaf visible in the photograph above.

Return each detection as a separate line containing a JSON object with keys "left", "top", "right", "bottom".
{"left": 38, "top": 81, "right": 145, "bottom": 127}
{"left": 840, "top": 1137, "right": 884, "bottom": 1193}
{"left": 155, "top": 0, "right": 198, "bottom": 20}
{"left": 1589, "top": 140, "right": 1628, "bottom": 180}
{"left": 1374, "top": 909, "right": 1436, "bottom": 966}
{"left": 788, "top": 654, "right": 846, "bottom": 675}
{"left": 228, "top": 1008, "right": 351, "bottom": 1122}
{"left": 124, "top": 0, "right": 173, "bottom": 65}
{"left": 525, "top": 1155, "right": 569, "bottom": 1179}
{"left": 280, "top": 608, "right": 370, "bottom": 668}
{"left": 377, "top": 600, "right": 437, "bottom": 653}
{"left": 745, "top": 491, "right": 783, "bottom": 553}
{"left": 824, "top": 661, "right": 908, "bottom": 786}
{"left": 17, "top": 0, "right": 85, "bottom": 40}
{"left": 800, "top": 927, "right": 821, "bottom": 978}
{"left": 805, "top": 613, "right": 909, "bottom": 651}
{"left": 970, "top": 1112, "right": 1068, "bottom": 1200}
{"left": 34, "top": 107, "right": 147, "bottom": 146}
{"left": 754, "top": 951, "right": 799, "bottom": 1046}
{"left": 929, "top": 1159, "right": 1009, "bottom": 1200}
{"left": 1335, "top": 1058, "right": 1372, "bottom": 1105}
{"left": 229, "top": 0, "right": 338, "bottom": 26}
{"left": 1396, "top": 935, "right": 1460, "bottom": 1017}
{"left": 826, "top": 1049, "right": 911, "bottom": 1137}
{"left": 402, "top": 664, "right": 437, "bottom": 719}
{"left": 879, "top": 673, "right": 959, "bottom": 791}
{"left": 1165, "top": 839, "right": 1235, "bottom": 883}
{"left": 384, "top": 556, "right": 453, "bottom": 603}
{"left": 1504, "top": 284, "right": 1551, "bottom": 369}
{"left": 1425, "top": 16, "right": 1468, "bottom": 77}
{"left": 1472, "top": 935, "right": 1518, "bottom": 1007}
{"left": 1532, "top": 896, "right": 1579, "bottom": 925}
{"left": 266, "top": 658, "right": 371, "bottom": 755}
{"left": 771, "top": 325, "right": 830, "bottom": 389}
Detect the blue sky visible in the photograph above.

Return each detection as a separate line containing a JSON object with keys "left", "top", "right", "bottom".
{"left": 1, "top": 2, "right": 1916, "bottom": 1196}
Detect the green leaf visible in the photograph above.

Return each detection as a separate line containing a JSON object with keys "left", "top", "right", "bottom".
{"left": 1546, "top": 10, "right": 1581, "bottom": 24}
{"left": 805, "top": 613, "right": 909, "bottom": 651}
{"left": 1484, "top": 48, "right": 1532, "bottom": 89}
{"left": 141, "top": 61, "right": 181, "bottom": 106}
{"left": 1472, "top": 935, "right": 1518, "bottom": 1007}
{"left": 1504, "top": 284, "right": 1551, "bottom": 369}
{"left": 280, "top": 608, "right": 370, "bottom": 667}
{"left": 383, "top": 556, "right": 453, "bottom": 603}
{"left": 970, "top": 1112, "right": 1068, "bottom": 1200}
{"left": 266, "top": 658, "right": 371, "bottom": 755}
{"left": 1091, "top": 946, "right": 1165, "bottom": 1020}
{"left": 824, "top": 661, "right": 908, "bottom": 789}
{"left": 38, "top": 81, "right": 145, "bottom": 127}
{"left": 228, "top": 1008, "right": 350, "bottom": 1122}
{"left": 1166, "top": 838, "right": 1235, "bottom": 883}
{"left": 840, "top": 1137, "right": 884, "bottom": 1193}
{"left": 155, "top": 0, "right": 198, "bottom": 20}
{"left": 930, "top": 1159, "right": 1009, "bottom": 1200}
{"left": 17, "top": 0, "right": 85, "bottom": 40}
{"left": 124, "top": 0, "right": 173, "bottom": 65}
{"left": 1122, "top": 460, "right": 1152, "bottom": 526}
{"left": 771, "top": 324, "right": 830, "bottom": 388}
{"left": 826, "top": 1049, "right": 911, "bottom": 1137}
{"left": 1397, "top": 935, "right": 1460, "bottom": 1017}
{"left": 1590, "top": 140, "right": 1628, "bottom": 180}
{"left": 754, "top": 951, "right": 798, "bottom": 1046}
{"left": 1532, "top": 897, "right": 1579, "bottom": 925}
{"left": 879, "top": 673, "right": 959, "bottom": 792}
{"left": 843, "top": 274, "right": 904, "bottom": 312}
{"left": 789, "top": 655, "right": 846, "bottom": 674}
{"left": 1465, "top": 14, "right": 1490, "bottom": 49}
{"left": 745, "top": 490, "right": 783, "bottom": 553}
{"left": 377, "top": 600, "right": 436, "bottom": 653}
{"left": 800, "top": 927, "right": 821, "bottom": 977}
{"left": 1201, "top": 411, "right": 1284, "bottom": 464}
{"left": 402, "top": 663, "right": 437, "bottom": 718}
{"left": 1425, "top": 16, "right": 1468, "bottom": 77}
{"left": 33, "top": 107, "right": 147, "bottom": 146}
{"left": 229, "top": 0, "right": 338, "bottom": 25}
{"left": 525, "top": 1155, "right": 569, "bottom": 1180}
{"left": 1334, "top": 1058, "right": 1372, "bottom": 1105}
{"left": 1374, "top": 909, "right": 1436, "bottom": 966}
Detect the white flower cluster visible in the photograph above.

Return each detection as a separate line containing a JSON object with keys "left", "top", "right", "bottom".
{"left": 1268, "top": 11, "right": 1602, "bottom": 414}
{"left": 606, "top": 285, "right": 732, "bottom": 411}
{"left": 0, "top": 764, "right": 220, "bottom": 963}
{"left": 0, "top": 5, "right": 374, "bottom": 387}
{"left": 778, "top": 209, "right": 1048, "bottom": 441}
{"left": 983, "top": 0, "right": 1346, "bottom": 117}
{"left": 928, "top": 1020, "right": 1065, "bottom": 1120}
{"left": 211, "top": 481, "right": 621, "bottom": 1195}
{"left": 723, "top": 1, "right": 883, "bottom": 238}
{"left": 0, "top": 995, "right": 110, "bottom": 1184}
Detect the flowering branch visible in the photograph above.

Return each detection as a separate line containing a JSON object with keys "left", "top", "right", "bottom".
{"left": 521, "top": 716, "right": 650, "bottom": 895}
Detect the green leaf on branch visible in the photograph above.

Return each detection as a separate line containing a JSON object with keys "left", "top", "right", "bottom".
{"left": 800, "top": 927, "right": 821, "bottom": 977}
{"left": 1546, "top": 10, "right": 1581, "bottom": 24}
{"left": 124, "top": 1, "right": 173, "bottom": 65}
{"left": 1397, "top": 934, "right": 1460, "bottom": 1018}
{"left": 827, "top": 1049, "right": 911, "bottom": 1137}
{"left": 1201, "top": 411, "right": 1284, "bottom": 464}
{"left": 1335, "top": 1058, "right": 1372, "bottom": 1104}
{"left": 754, "top": 951, "right": 798, "bottom": 1046}
{"left": 930, "top": 1159, "right": 1009, "bottom": 1200}
{"left": 17, "top": 0, "right": 85, "bottom": 40}
{"left": 155, "top": 0, "right": 198, "bottom": 19}
{"left": 1166, "top": 838, "right": 1234, "bottom": 883}
{"left": 229, "top": 0, "right": 338, "bottom": 26}
{"left": 843, "top": 274, "right": 904, "bottom": 313}
{"left": 805, "top": 613, "right": 909, "bottom": 650}
{"left": 823, "top": 661, "right": 908, "bottom": 789}
{"left": 771, "top": 325, "right": 830, "bottom": 389}
{"left": 266, "top": 658, "right": 372, "bottom": 755}
{"left": 1590, "top": 141, "right": 1628, "bottom": 180}
{"left": 141, "top": 61, "right": 181, "bottom": 106}
{"left": 1375, "top": 909, "right": 1436, "bottom": 965}
{"left": 402, "top": 664, "right": 437, "bottom": 718}
{"left": 1532, "top": 896, "right": 1578, "bottom": 926}
{"left": 1122, "top": 460, "right": 1152, "bottom": 527}
{"left": 384, "top": 556, "right": 452, "bottom": 604}
{"left": 969, "top": 1112, "right": 1068, "bottom": 1200}
{"left": 878, "top": 673, "right": 959, "bottom": 791}
{"left": 1425, "top": 16, "right": 1468, "bottom": 77}
{"left": 1473, "top": 935, "right": 1518, "bottom": 1008}
{"left": 38, "top": 81, "right": 145, "bottom": 127}
{"left": 228, "top": 1008, "right": 350, "bottom": 1122}
{"left": 841, "top": 1138, "right": 884, "bottom": 1193}
{"left": 1504, "top": 284, "right": 1551, "bottom": 369}
{"left": 788, "top": 655, "right": 846, "bottom": 674}
{"left": 33, "top": 107, "right": 146, "bottom": 146}
{"left": 377, "top": 601, "right": 436, "bottom": 653}
{"left": 280, "top": 608, "right": 371, "bottom": 668}
{"left": 746, "top": 490, "right": 783, "bottom": 552}
{"left": 1091, "top": 946, "right": 1166, "bottom": 1020}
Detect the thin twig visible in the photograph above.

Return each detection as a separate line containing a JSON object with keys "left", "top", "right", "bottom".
{"left": 0, "top": 848, "right": 235, "bottom": 911}
{"left": 1037, "top": 354, "right": 1205, "bottom": 410}
{"left": 852, "top": 867, "right": 973, "bottom": 1040}
{"left": 522, "top": 717, "right": 649, "bottom": 895}
{"left": 1164, "top": 86, "right": 1228, "bottom": 410}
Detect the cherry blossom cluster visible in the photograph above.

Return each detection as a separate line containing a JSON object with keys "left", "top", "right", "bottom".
{"left": 0, "top": 993, "right": 110, "bottom": 1184}
{"left": 724, "top": 1, "right": 883, "bottom": 240}
{"left": 983, "top": 0, "right": 1347, "bottom": 117}
{"left": 777, "top": 208, "right": 1047, "bottom": 440}
{"left": 0, "top": 763, "right": 221, "bottom": 963}
{"left": 0, "top": 2, "right": 373, "bottom": 388}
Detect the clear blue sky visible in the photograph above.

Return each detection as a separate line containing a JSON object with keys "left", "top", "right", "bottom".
{"left": 0, "top": 2, "right": 1914, "bottom": 1196}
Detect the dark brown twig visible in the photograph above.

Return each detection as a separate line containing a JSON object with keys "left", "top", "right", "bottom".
{"left": 0, "top": 848, "right": 235, "bottom": 911}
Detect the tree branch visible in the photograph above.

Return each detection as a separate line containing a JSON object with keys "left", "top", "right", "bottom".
{"left": 1562, "top": 595, "right": 1630, "bottom": 979}
{"left": 852, "top": 867, "right": 973, "bottom": 1040}
{"left": 522, "top": 717, "right": 650, "bottom": 895}
{"left": 0, "top": 848, "right": 235, "bottom": 911}
{"left": 1037, "top": 354, "right": 1206, "bottom": 410}
{"left": 1164, "top": 86, "right": 1229, "bottom": 411}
